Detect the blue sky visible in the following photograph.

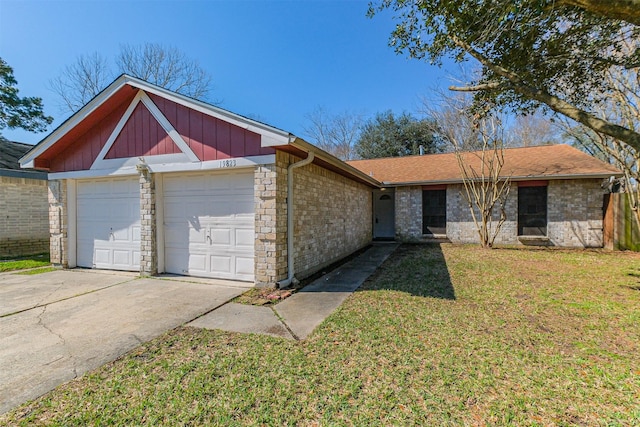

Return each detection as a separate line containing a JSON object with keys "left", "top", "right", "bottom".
{"left": 0, "top": 0, "right": 454, "bottom": 145}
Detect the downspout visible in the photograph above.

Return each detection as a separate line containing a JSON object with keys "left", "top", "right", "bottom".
{"left": 277, "top": 150, "right": 315, "bottom": 288}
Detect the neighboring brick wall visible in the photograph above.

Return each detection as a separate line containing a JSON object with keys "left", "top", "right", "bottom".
{"left": 276, "top": 152, "right": 373, "bottom": 279}
{"left": 139, "top": 168, "right": 157, "bottom": 275}
{"left": 48, "top": 180, "right": 68, "bottom": 266}
{"left": 394, "top": 179, "right": 607, "bottom": 248}
{"left": 0, "top": 175, "right": 49, "bottom": 257}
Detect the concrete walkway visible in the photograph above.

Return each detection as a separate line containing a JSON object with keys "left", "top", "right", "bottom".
{"left": 189, "top": 243, "right": 399, "bottom": 340}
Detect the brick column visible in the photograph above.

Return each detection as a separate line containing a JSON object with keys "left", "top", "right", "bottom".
{"left": 138, "top": 166, "right": 157, "bottom": 276}
{"left": 254, "top": 152, "right": 289, "bottom": 287}
{"left": 254, "top": 164, "right": 278, "bottom": 287}
{"left": 48, "top": 180, "right": 68, "bottom": 267}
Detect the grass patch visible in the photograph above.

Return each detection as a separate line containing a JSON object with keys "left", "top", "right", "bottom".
{"left": 0, "top": 254, "right": 50, "bottom": 272}
{"left": 14, "top": 267, "right": 57, "bottom": 275}
{"left": 2, "top": 244, "right": 639, "bottom": 425}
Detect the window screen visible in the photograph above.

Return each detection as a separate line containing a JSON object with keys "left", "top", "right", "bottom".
{"left": 518, "top": 186, "right": 547, "bottom": 236}
{"left": 422, "top": 190, "right": 447, "bottom": 235}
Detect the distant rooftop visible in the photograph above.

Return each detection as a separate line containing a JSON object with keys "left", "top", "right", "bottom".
{"left": 0, "top": 137, "right": 47, "bottom": 179}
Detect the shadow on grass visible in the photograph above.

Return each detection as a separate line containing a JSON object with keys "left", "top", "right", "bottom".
{"left": 359, "top": 243, "right": 455, "bottom": 300}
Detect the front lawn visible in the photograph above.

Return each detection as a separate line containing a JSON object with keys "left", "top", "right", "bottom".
{"left": 0, "top": 253, "right": 50, "bottom": 272}
{"left": 3, "top": 245, "right": 639, "bottom": 425}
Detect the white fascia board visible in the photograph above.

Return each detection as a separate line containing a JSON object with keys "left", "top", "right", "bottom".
{"left": 20, "top": 75, "right": 131, "bottom": 167}
{"left": 123, "top": 76, "right": 292, "bottom": 147}
{"left": 48, "top": 154, "right": 275, "bottom": 180}
{"left": 383, "top": 173, "right": 623, "bottom": 187}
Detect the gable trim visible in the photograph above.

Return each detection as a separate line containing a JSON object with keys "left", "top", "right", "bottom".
{"left": 90, "top": 90, "right": 198, "bottom": 170}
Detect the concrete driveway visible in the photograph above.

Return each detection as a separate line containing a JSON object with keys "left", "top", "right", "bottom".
{"left": 0, "top": 269, "right": 245, "bottom": 414}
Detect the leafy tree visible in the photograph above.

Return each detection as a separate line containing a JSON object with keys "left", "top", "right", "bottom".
{"left": 50, "top": 43, "right": 213, "bottom": 113}
{"left": 368, "top": 0, "right": 640, "bottom": 153}
{"left": 0, "top": 58, "right": 53, "bottom": 133}
{"left": 303, "top": 107, "right": 363, "bottom": 160}
{"left": 355, "top": 111, "right": 442, "bottom": 159}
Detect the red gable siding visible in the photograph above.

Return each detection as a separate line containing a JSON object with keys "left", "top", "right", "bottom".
{"left": 105, "top": 103, "right": 181, "bottom": 159}
{"left": 49, "top": 100, "right": 131, "bottom": 172}
{"left": 148, "top": 93, "right": 274, "bottom": 160}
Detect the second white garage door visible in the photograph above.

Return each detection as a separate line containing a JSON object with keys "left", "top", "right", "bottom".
{"left": 163, "top": 170, "right": 255, "bottom": 281}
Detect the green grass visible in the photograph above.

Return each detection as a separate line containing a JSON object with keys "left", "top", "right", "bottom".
{"left": 2, "top": 244, "right": 640, "bottom": 426}
{"left": 0, "top": 254, "right": 50, "bottom": 272}
{"left": 14, "top": 267, "right": 57, "bottom": 275}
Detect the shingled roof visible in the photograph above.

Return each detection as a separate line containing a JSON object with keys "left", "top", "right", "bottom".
{"left": 0, "top": 137, "right": 47, "bottom": 179}
{"left": 347, "top": 144, "right": 622, "bottom": 185}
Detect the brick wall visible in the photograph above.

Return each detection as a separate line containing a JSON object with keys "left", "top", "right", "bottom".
{"left": 0, "top": 176, "right": 49, "bottom": 258}
{"left": 254, "top": 163, "right": 283, "bottom": 286}
{"left": 446, "top": 183, "right": 518, "bottom": 245}
{"left": 395, "top": 186, "right": 422, "bottom": 241}
{"left": 547, "top": 179, "right": 605, "bottom": 248}
{"left": 48, "top": 179, "right": 68, "bottom": 266}
{"left": 394, "top": 179, "right": 607, "bottom": 248}
{"left": 257, "top": 151, "right": 372, "bottom": 285}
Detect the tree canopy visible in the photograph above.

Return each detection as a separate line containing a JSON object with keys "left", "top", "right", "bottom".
{"left": 50, "top": 43, "right": 213, "bottom": 113}
{"left": 355, "top": 111, "right": 442, "bottom": 159}
{"left": 0, "top": 58, "right": 53, "bottom": 133}
{"left": 368, "top": 0, "right": 640, "bottom": 153}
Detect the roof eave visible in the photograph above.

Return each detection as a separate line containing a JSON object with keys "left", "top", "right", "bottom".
{"left": 380, "top": 172, "right": 623, "bottom": 187}
{"left": 288, "top": 138, "right": 381, "bottom": 187}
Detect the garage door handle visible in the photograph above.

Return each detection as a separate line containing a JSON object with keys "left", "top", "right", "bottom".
{"left": 207, "top": 235, "right": 212, "bottom": 244}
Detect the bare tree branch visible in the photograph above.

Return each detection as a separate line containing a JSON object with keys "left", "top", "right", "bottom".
{"left": 449, "top": 35, "right": 640, "bottom": 153}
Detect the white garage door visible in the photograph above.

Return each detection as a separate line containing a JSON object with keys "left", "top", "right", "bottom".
{"left": 76, "top": 178, "right": 141, "bottom": 270}
{"left": 163, "top": 170, "right": 254, "bottom": 281}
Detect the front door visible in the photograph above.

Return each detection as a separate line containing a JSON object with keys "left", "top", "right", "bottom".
{"left": 373, "top": 189, "right": 395, "bottom": 240}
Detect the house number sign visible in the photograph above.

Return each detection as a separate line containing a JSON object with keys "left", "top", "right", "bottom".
{"left": 220, "top": 159, "right": 237, "bottom": 168}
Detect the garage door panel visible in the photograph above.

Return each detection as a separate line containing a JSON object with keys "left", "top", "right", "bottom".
{"left": 210, "top": 255, "right": 231, "bottom": 273}
{"left": 163, "top": 170, "right": 255, "bottom": 281}
{"left": 235, "top": 229, "right": 254, "bottom": 247}
{"left": 236, "top": 257, "right": 254, "bottom": 276}
{"left": 210, "top": 228, "right": 231, "bottom": 245}
{"left": 188, "top": 254, "right": 207, "bottom": 273}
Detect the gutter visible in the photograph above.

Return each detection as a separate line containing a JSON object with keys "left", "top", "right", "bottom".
{"left": 276, "top": 150, "right": 315, "bottom": 288}
{"left": 379, "top": 173, "right": 624, "bottom": 187}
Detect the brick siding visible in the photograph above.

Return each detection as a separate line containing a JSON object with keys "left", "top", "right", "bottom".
{"left": 395, "top": 179, "right": 607, "bottom": 248}
{"left": 0, "top": 176, "right": 49, "bottom": 257}
{"left": 254, "top": 151, "right": 372, "bottom": 286}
